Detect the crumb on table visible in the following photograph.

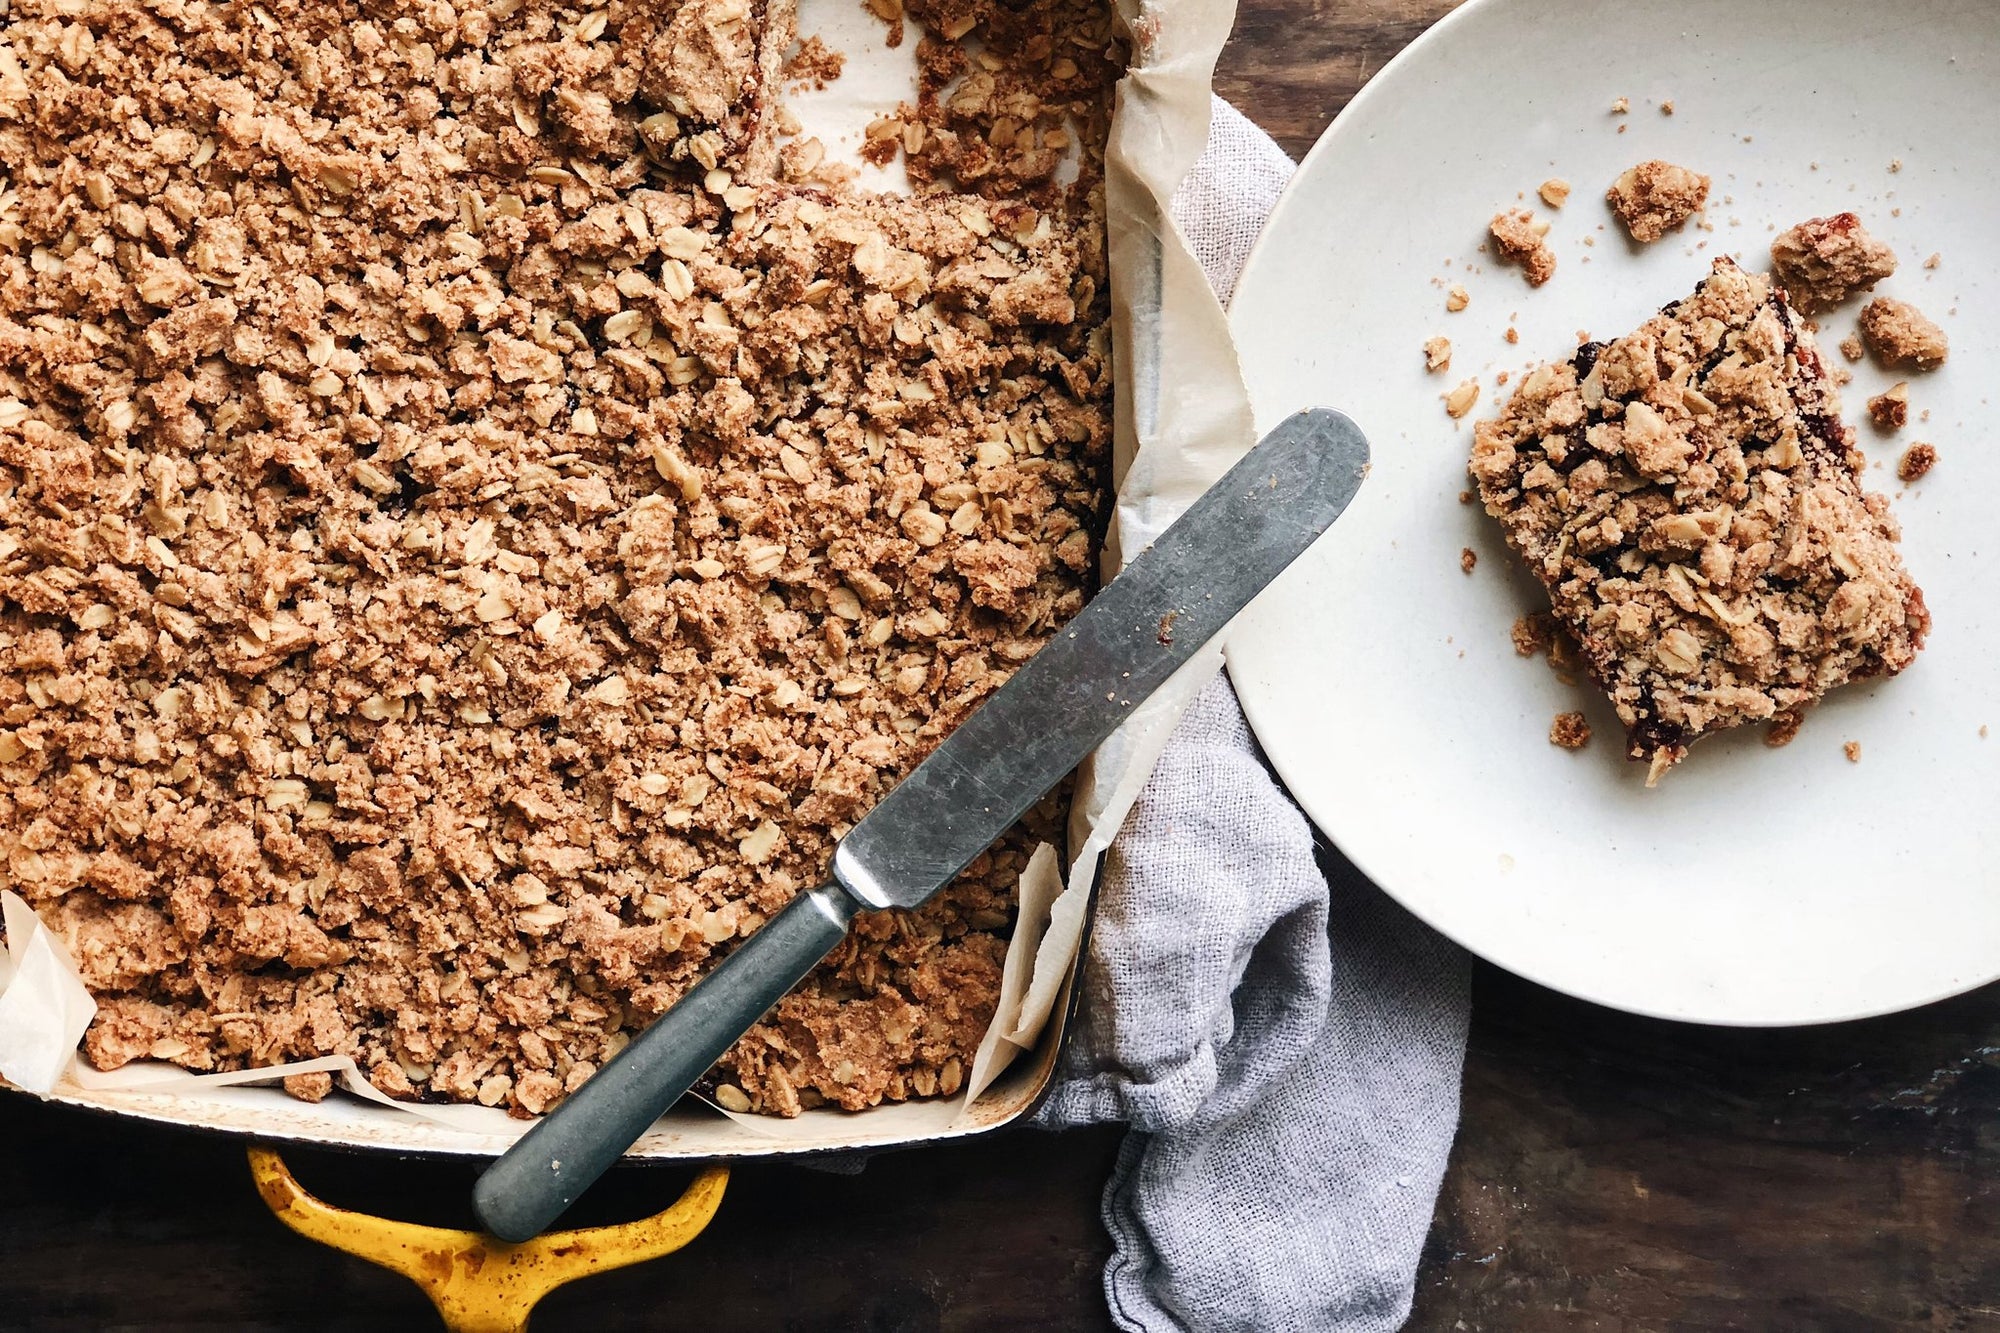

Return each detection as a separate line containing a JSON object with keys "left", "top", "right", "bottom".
{"left": 1447, "top": 284, "right": 1471, "bottom": 312}
{"left": 1839, "top": 335, "right": 1865, "bottom": 362}
{"left": 1606, "top": 160, "right": 1711, "bottom": 243}
{"left": 1540, "top": 178, "right": 1572, "bottom": 208}
{"left": 1489, "top": 210, "right": 1557, "bottom": 286}
{"left": 1659, "top": 99, "right": 1675, "bottom": 115}
{"left": 1844, "top": 740, "right": 1862, "bottom": 763}
{"left": 1611, "top": 96, "right": 1630, "bottom": 114}
{"left": 1868, "top": 383, "right": 1910, "bottom": 431}
{"left": 1859, "top": 297, "right": 1949, "bottom": 369}
{"left": 1549, "top": 712, "right": 1592, "bottom": 749}
{"left": 1924, "top": 252, "right": 1942, "bottom": 269}
{"left": 1445, "top": 380, "right": 1481, "bottom": 419}
{"left": 1769, "top": 213, "right": 1898, "bottom": 313}
{"left": 1898, "top": 442, "right": 1937, "bottom": 482}
{"left": 1425, "top": 336, "right": 1453, "bottom": 372}
{"left": 1461, "top": 547, "right": 1478, "bottom": 574}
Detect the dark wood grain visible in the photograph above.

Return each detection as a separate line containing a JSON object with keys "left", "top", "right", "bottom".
{"left": 1216, "top": 0, "right": 1465, "bottom": 159}
{"left": 6, "top": 5, "right": 2000, "bottom": 1330}
{"left": 0, "top": 1092, "right": 1123, "bottom": 1332}
{"left": 1412, "top": 970, "right": 2000, "bottom": 1332}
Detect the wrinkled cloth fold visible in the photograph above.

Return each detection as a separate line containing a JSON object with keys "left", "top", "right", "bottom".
{"left": 1037, "top": 99, "right": 1472, "bottom": 1333}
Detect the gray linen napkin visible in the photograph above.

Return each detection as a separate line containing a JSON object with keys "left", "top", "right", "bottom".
{"left": 1036, "top": 99, "right": 1474, "bottom": 1333}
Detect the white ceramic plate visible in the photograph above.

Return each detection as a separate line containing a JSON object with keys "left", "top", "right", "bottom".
{"left": 1225, "top": 0, "right": 1999, "bottom": 1024}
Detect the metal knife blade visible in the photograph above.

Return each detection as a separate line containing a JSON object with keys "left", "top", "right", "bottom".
{"left": 472, "top": 408, "right": 1369, "bottom": 1241}
{"left": 832, "top": 406, "right": 1369, "bottom": 908}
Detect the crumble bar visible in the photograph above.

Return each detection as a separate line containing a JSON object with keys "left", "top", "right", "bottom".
{"left": 1769, "top": 213, "right": 1897, "bottom": 314}
{"left": 0, "top": 0, "right": 1120, "bottom": 1117}
{"left": 1606, "top": 161, "right": 1710, "bottom": 243}
{"left": 1470, "top": 258, "right": 1928, "bottom": 782}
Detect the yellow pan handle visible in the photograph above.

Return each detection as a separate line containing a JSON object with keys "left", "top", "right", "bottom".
{"left": 248, "top": 1145, "right": 728, "bottom": 1333}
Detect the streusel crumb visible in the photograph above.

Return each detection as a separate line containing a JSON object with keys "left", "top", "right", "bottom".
{"left": 1446, "top": 284, "right": 1470, "bottom": 312}
{"left": 1460, "top": 547, "right": 1477, "bottom": 574}
{"left": 1489, "top": 210, "right": 1555, "bottom": 287}
{"left": 1470, "top": 259, "right": 1928, "bottom": 783}
{"left": 1769, "top": 213, "right": 1898, "bottom": 313}
{"left": 1899, "top": 442, "right": 1937, "bottom": 482}
{"left": 1606, "top": 161, "right": 1710, "bottom": 243}
{"left": 0, "top": 0, "right": 1122, "bottom": 1118}
{"left": 1844, "top": 740, "right": 1862, "bottom": 763}
{"left": 1424, "top": 337, "right": 1452, "bottom": 372}
{"left": 1549, "top": 712, "right": 1591, "bottom": 749}
{"left": 1868, "top": 383, "right": 1909, "bottom": 432}
{"left": 1540, "top": 179, "right": 1572, "bottom": 208}
{"left": 1858, "top": 297, "right": 1949, "bottom": 369}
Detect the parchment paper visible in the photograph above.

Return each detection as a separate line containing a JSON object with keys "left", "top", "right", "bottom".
{"left": 0, "top": 0, "right": 1258, "bottom": 1141}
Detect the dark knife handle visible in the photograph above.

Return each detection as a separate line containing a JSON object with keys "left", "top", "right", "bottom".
{"left": 471, "top": 883, "right": 860, "bottom": 1242}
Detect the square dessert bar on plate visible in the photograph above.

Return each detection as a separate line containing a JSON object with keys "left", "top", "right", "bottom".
{"left": 1470, "top": 257, "right": 1928, "bottom": 782}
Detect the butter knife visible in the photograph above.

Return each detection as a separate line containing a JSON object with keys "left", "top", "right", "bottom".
{"left": 472, "top": 407, "right": 1370, "bottom": 1241}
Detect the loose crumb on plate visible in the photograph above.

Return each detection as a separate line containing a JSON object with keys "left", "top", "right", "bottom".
{"left": 1445, "top": 379, "right": 1481, "bottom": 418}
{"left": 1611, "top": 96, "right": 1630, "bottom": 114}
{"left": 1659, "top": 99, "right": 1675, "bottom": 115}
{"left": 1844, "top": 740, "right": 1863, "bottom": 763}
{"left": 1549, "top": 712, "right": 1592, "bottom": 749}
{"left": 1461, "top": 547, "right": 1478, "bottom": 574}
{"left": 1540, "top": 178, "right": 1573, "bottom": 208}
{"left": 1924, "top": 252, "right": 1942, "bottom": 269}
{"left": 1606, "top": 160, "right": 1711, "bottom": 243}
{"left": 1769, "top": 213, "right": 1898, "bottom": 313}
{"left": 1505, "top": 327, "right": 1521, "bottom": 344}
{"left": 1859, "top": 297, "right": 1950, "bottom": 369}
{"left": 1899, "top": 442, "right": 1938, "bottom": 482}
{"left": 1766, "top": 708, "right": 1807, "bottom": 748}
{"left": 1425, "top": 336, "right": 1453, "bottom": 372}
{"left": 1868, "top": 383, "right": 1910, "bottom": 431}
{"left": 1447, "top": 284, "right": 1471, "bottom": 312}
{"left": 1490, "top": 209, "right": 1556, "bottom": 285}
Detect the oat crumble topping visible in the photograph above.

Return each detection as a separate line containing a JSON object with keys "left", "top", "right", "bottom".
{"left": 0, "top": 0, "right": 1122, "bottom": 1116}
{"left": 1470, "top": 259, "right": 1928, "bottom": 784}
{"left": 1539, "top": 179, "right": 1571, "bottom": 209}
{"left": 1605, "top": 160, "right": 1709, "bottom": 244}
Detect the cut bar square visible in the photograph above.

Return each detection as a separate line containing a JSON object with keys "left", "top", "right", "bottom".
{"left": 1470, "top": 258, "right": 1928, "bottom": 782}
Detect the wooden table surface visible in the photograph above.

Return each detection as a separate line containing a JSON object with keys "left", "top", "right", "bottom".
{"left": 10, "top": 3, "right": 2000, "bottom": 1329}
